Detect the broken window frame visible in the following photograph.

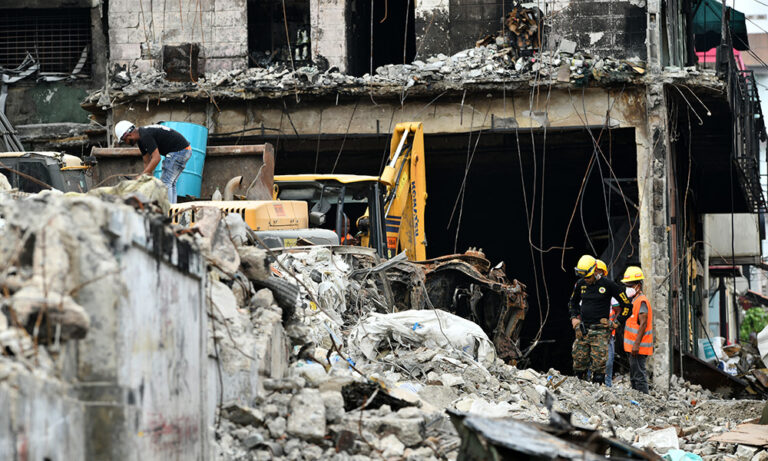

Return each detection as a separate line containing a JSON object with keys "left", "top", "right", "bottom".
{"left": 0, "top": 8, "right": 92, "bottom": 77}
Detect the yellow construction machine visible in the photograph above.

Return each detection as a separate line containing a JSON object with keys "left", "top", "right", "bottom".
{"left": 170, "top": 122, "right": 427, "bottom": 260}
{"left": 273, "top": 122, "right": 426, "bottom": 260}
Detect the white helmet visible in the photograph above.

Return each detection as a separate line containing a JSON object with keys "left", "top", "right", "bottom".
{"left": 114, "top": 120, "right": 135, "bottom": 142}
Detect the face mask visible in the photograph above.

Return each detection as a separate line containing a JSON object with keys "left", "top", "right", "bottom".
{"left": 625, "top": 287, "right": 637, "bottom": 298}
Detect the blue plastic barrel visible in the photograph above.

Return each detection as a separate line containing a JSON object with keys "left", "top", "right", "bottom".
{"left": 152, "top": 121, "right": 208, "bottom": 198}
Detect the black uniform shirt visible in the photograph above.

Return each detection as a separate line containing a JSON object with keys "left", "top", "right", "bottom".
{"left": 137, "top": 125, "right": 189, "bottom": 157}
{"left": 568, "top": 277, "right": 632, "bottom": 325}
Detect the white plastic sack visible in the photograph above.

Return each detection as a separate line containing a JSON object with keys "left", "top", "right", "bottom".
{"left": 636, "top": 427, "right": 680, "bottom": 453}
{"left": 454, "top": 396, "right": 520, "bottom": 418}
{"left": 349, "top": 309, "right": 497, "bottom": 367}
{"left": 697, "top": 337, "right": 725, "bottom": 363}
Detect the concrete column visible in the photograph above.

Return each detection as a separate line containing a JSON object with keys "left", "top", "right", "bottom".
{"left": 638, "top": 82, "right": 671, "bottom": 392}
{"left": 310, "top": 0, "right": 348, "bottom": 72}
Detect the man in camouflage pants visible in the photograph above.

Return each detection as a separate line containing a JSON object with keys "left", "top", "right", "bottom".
{"left": 569, "top": 255, "right": 632, "bottom": 384}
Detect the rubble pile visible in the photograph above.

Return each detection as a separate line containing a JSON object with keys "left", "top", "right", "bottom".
{"left": 200, "top": 241, "right": 767, "bottom": 460}
{"left": 0, "top": 182, "right": 766, "bottom": 460}
{"left": 91, "top": 43, "right": 655, "bottom": 105}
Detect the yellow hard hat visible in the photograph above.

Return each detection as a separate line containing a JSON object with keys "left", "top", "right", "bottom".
{"left": 595, "top": 259, "right": 608, "bottom": 274}
{"left": 575, "top": 255, "right": 597, "bottom": 278}
{"left": 621, "top": 266, "right": 644, "bottom": 283}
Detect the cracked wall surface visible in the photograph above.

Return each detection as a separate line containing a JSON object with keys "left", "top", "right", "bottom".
{"left": 108, "top": 0, "right": 248, "bottom": 73}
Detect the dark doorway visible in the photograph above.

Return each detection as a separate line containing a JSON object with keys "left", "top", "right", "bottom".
{"left": 247, "top": 0, "right": 311, "bottom": 67}
{"left": 348, "top": 0, "right": 416, "bottom": 76}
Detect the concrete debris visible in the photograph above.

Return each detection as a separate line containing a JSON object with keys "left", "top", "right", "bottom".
{"left": 11, "top": 286, "right": 90, "bottom": 341}
{"left": 204, "top": 242, "right": 767, "bottom": 461}
{"left": 1, "top": 183, "right": 765, "bottom": 461}
{"left": 86, "top": 175, "right": 170, "bottom": 214}
{"left": 286, "top": 388, "right": 326, "bottom": 441}
{"left": 638, "top": 426, "right": 681, "bottom": 453}
{"left": 87, "top": 43, "right": 656, "bottom": 107}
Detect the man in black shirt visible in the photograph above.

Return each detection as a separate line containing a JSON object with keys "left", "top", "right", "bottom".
{"left": 568, "top": 254, "right": 632, "bottom": 384}
{"left": 115, "top": 120, "right": 191, "bottom": 204}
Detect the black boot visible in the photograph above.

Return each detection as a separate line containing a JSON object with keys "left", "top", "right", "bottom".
{"left": 575, "top": 370, "right": 588, "bottom": 380}
{"left": 592, "top": 373, "right": 605, "bottom": 385}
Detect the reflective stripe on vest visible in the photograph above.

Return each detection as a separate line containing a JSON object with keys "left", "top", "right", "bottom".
{"left": 623, "top": 293, "right": 653, "bottom": 355}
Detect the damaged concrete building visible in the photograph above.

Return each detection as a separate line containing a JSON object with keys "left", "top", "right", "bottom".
{"left": 77, "top": 0, "right": 766, "bottom": 389}
{"left": 1, "top": 0, "right": 767, "bottom": 459}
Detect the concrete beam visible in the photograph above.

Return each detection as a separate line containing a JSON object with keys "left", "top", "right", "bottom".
{"left": 110, "top": 88, "right": 646, "bottom": 137}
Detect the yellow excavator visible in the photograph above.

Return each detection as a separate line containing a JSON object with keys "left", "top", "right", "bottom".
{"left": 170, "top": 122, "right": 427, "bottom": 261}
{"left": 273, "top": 122, "right": 426, "bottom": 260}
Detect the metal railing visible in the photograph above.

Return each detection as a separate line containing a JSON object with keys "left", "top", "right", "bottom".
{"left": 718, "top": 9, "right": 767, "bottom": 212}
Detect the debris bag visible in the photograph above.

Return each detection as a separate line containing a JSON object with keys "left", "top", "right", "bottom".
{"left": 349, "top": 309, "right": 497, "bottom": 367}
{"left": 697, "top": 337, "right": 725, "bottom": 363}
{"left": 636, "top": 427, "right": 680, "bottom": 453}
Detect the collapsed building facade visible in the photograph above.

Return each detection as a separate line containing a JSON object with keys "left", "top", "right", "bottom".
{"left": 59, "top": 0, "right": 764, "bottom": 388}
{"left": 0, "top": 0, "right": 767, "bottom": 459}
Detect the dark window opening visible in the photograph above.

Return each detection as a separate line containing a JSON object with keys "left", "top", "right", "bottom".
{"left": 0, "top": 8, "right": 91, "bottom": 75}
{"left": 247, "top": 0, "right": 311, "bottom": 68}
{"left": 348, "top": 0, "right": 416, "bottom": 76}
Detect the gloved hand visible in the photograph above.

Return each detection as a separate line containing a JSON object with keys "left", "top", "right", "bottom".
{"left": 610, "top": 321, "right": 620, "bottom": 330}
{"left": 572, "top": 318, "right": 583, "bottom": 340}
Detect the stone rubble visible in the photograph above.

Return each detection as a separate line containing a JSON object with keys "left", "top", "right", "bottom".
{"left": 205, "top": 245, "right": 766, "bottom": 461}
{"left": 0, "top": 181, "right": 764, "bottom": 460}
{"left": 86, "top": 43, "right": 683, "bottom": 107}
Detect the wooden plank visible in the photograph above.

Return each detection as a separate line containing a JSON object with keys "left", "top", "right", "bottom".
{"left": 91, "top": 145, "right": 267, "bottom": 157}
{"left": 709, "top": 424, "right": 768, "bottom": 447}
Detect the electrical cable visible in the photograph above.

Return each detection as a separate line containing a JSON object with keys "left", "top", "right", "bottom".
{"left": 330, "top": 98, "right": 360, "bottom": 173}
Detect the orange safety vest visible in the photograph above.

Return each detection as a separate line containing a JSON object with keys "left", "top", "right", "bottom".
{"left": 609, "top": 304, "right": 619, "bottom": 337}
{"left": 623, "top": 293, "right": 653, "bottom": 355}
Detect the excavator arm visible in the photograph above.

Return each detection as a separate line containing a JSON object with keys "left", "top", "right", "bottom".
{"left": 377, "top": 122, "right": 427, "bottom": 261}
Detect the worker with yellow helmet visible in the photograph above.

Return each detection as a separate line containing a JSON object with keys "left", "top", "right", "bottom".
{"left": 568, "top": 255, "right": 632, "bottom": 384}
{"left": 621, "top": 266, "right": 653, "bottom": 393}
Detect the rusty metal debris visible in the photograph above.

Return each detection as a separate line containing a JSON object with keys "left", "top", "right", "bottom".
{"left": 416, "top": 248, "right": 528, "bottom": 362}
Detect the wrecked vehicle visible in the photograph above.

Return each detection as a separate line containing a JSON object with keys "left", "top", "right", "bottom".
{"left": 0, "top": 151, "right": 93, "bottom": 193}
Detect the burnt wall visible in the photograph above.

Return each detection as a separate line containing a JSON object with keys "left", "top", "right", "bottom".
{"left": 415, "top": 0, "right": 647, "bottom": 60}
{"left": 2, "top": 4, "right": 107, "bottom": 129}
{"left": 547, "top": 0, "right": 647, "bottom": 59}
{"left": 448, "top": 0, "right": 503, "bottom": 54}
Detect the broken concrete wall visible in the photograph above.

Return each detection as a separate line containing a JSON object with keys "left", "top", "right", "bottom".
{"left": 73, "top": 211, "right": 208, "bottom": 460}
{"left": 0, "top": 367, "right": 86, "bottom": 460}
{"left": 0, "top": 189, "right": 209, "bottom": 460}
{"left": 109, "top": 0, "right": 248, "bottom": 73}
{"left": 310, "top": 0, "right": 349, "bottom": 72}
{"left": 414, "top": 0, "right": 647, "bottom": 59}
